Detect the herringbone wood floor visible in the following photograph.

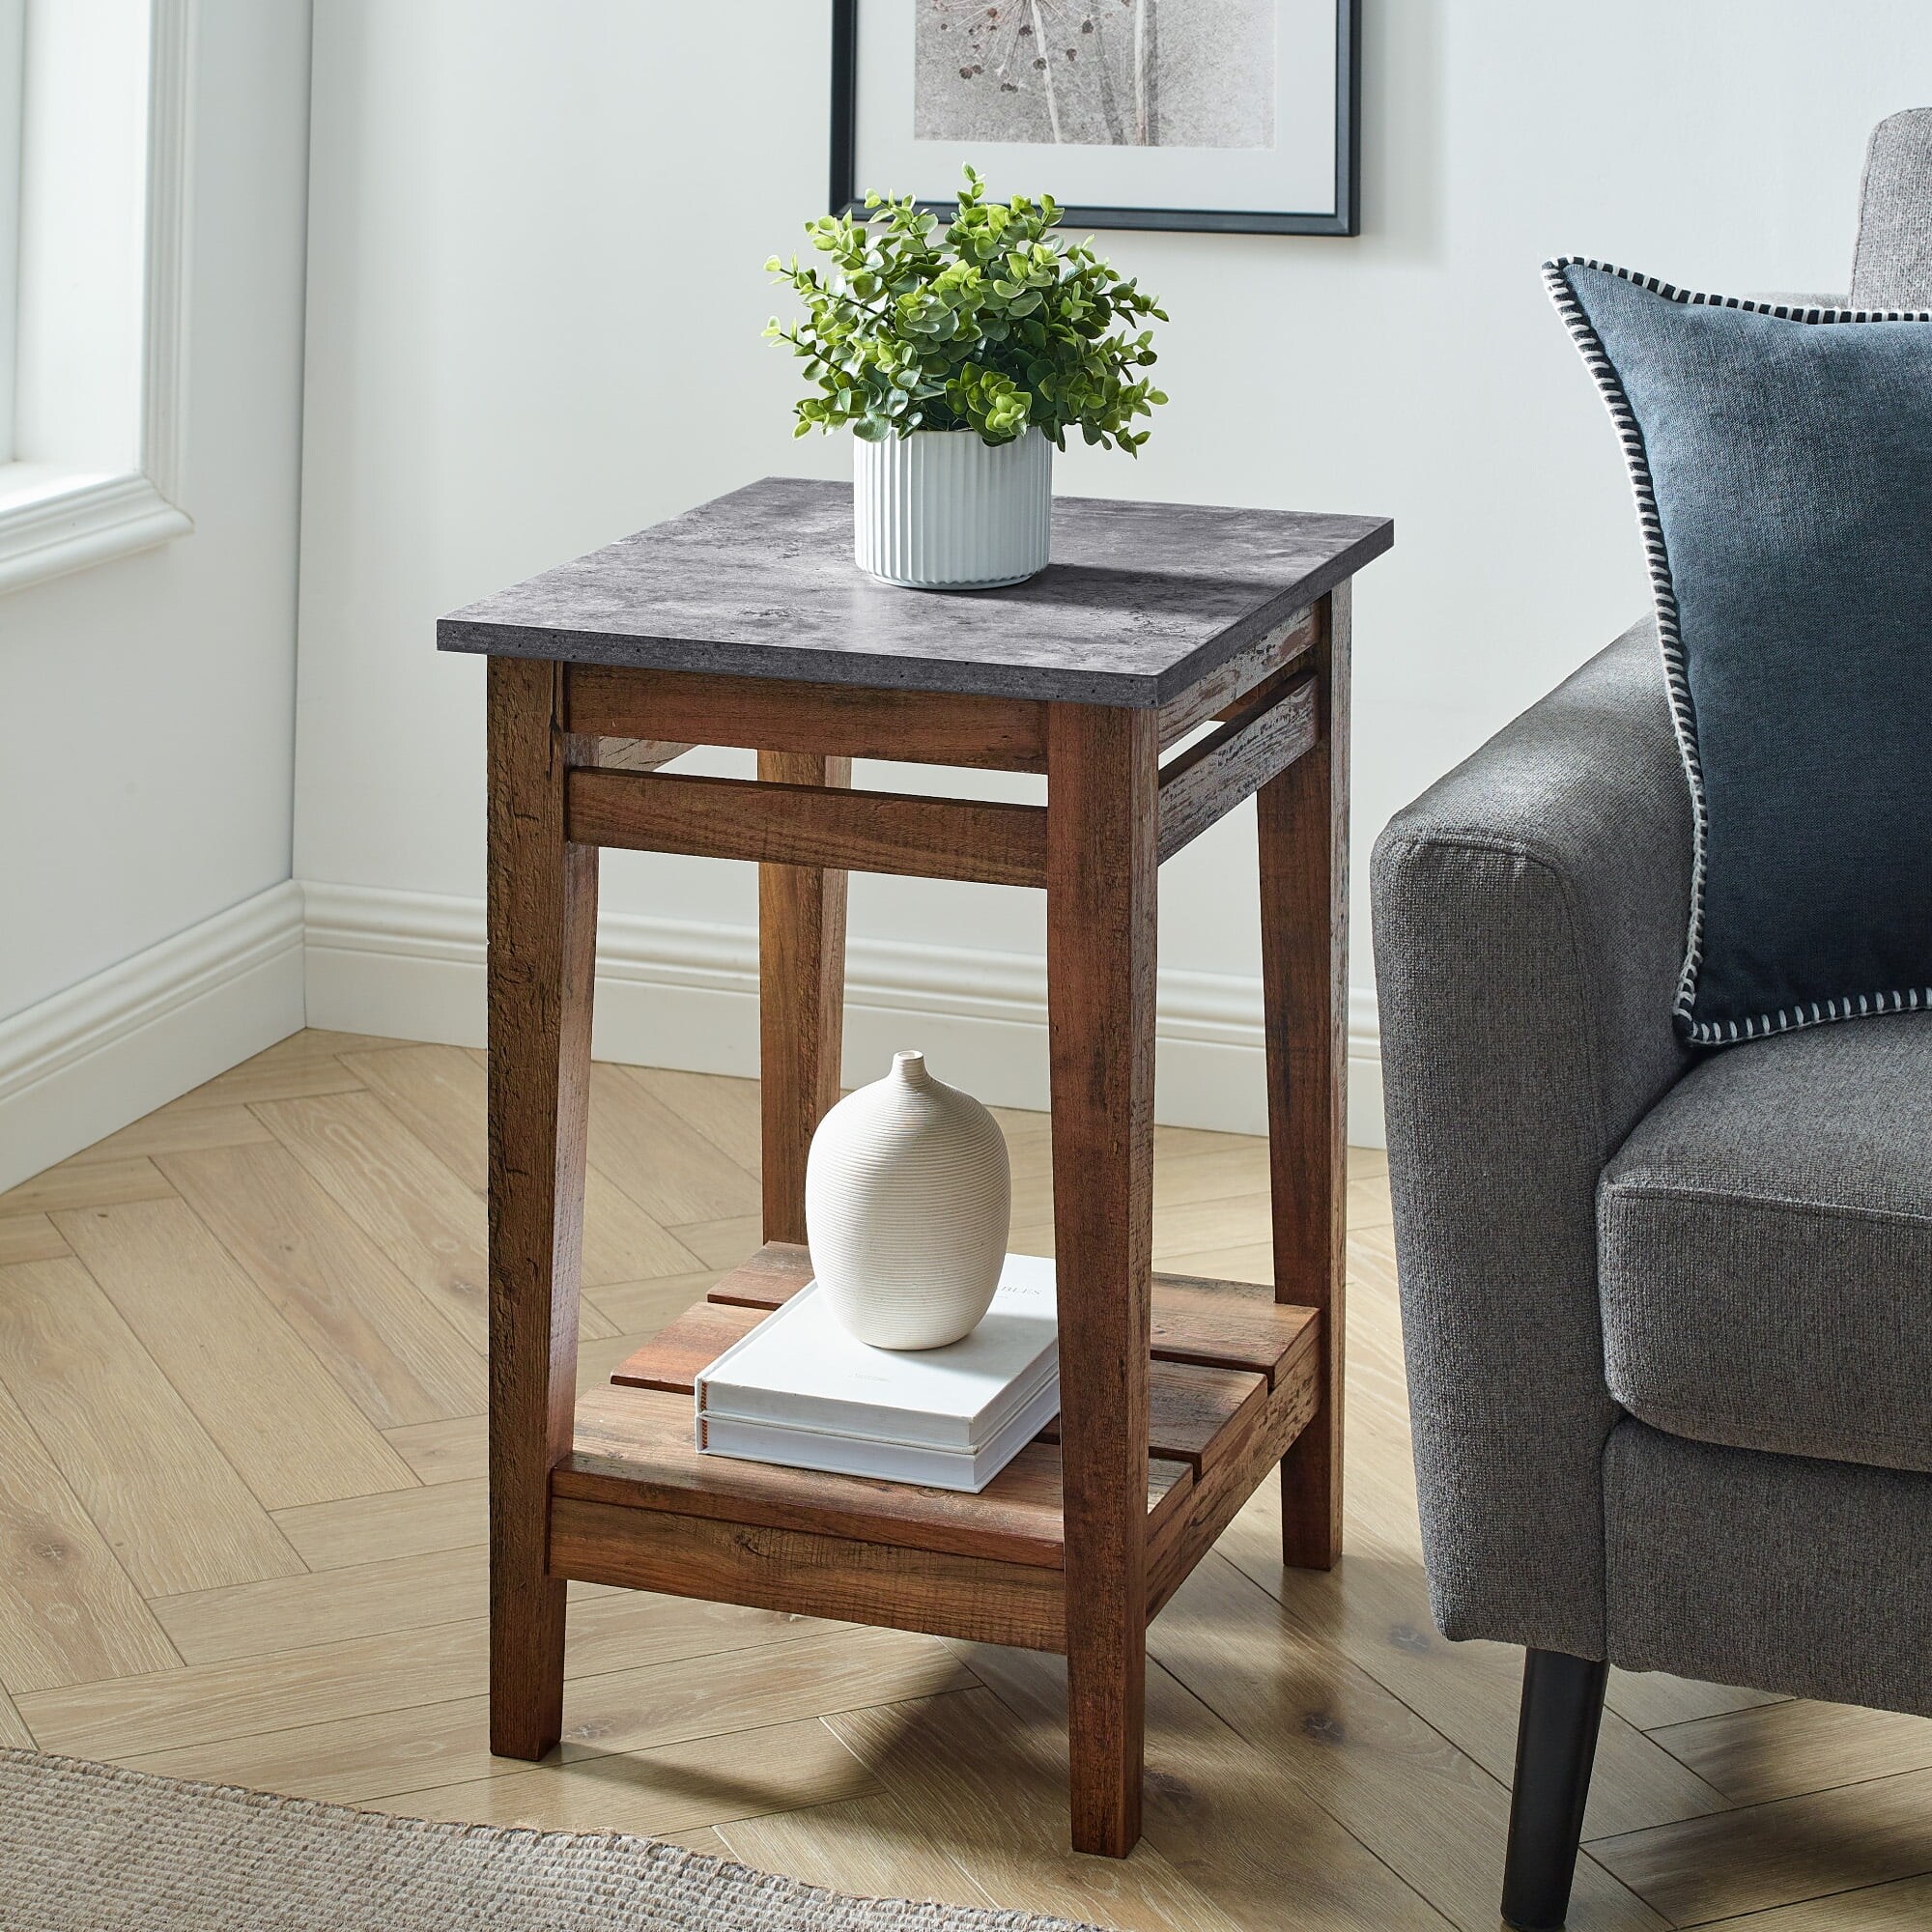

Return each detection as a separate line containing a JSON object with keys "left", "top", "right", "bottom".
{"left": 1, "top": 1030, "right": 1927, "bottom": 1928}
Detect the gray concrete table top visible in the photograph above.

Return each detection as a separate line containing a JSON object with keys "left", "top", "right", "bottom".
{"left": 439, "top": 477, "right": 1392, "bottom": 708}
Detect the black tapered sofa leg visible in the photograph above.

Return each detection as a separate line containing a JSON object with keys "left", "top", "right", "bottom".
{"left": 1500, "top": 1648, "right": 1610, "bottom": 1930}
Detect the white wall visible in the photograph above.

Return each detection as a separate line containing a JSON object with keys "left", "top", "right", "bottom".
{"left": 0, "top": 0, "right": 313, "bottom": 1185}
{"left": 294, "top": 0, "right": 1932, "bottom": 1138}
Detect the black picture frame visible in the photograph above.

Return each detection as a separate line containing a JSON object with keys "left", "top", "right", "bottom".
{"left": 829, "top": 0, "right": 1360, "bottom": 238}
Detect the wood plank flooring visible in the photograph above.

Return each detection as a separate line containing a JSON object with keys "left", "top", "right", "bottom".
{"left": 1, "top": 1030, "right": 1927, "bottom": 1926}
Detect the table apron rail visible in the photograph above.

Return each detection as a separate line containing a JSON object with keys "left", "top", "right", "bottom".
{"left": 560, "top": 609, "right": 1316, "bottom": 774}
{"left": 1155, "top": 671, "right": 1319, "bottom": 864}
{"left": 566, "top": 664, "right": 1051, "bottom": 772}
{"left": 550, "top": 1497, "right": 1068, "bottom": 1652}
{"left": 1154, "top": 604, "right": 1315, "bottom": 749}
{"left": 564, "top": 668, "right": 1320, "bottom": 881}
{"left": 565, "top": 765, "right": 1049, "bottom": 887}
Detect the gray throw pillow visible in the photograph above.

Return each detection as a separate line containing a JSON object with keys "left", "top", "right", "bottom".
{"left": 1547, "top": 258, "right": 1932, "bottom": 1045}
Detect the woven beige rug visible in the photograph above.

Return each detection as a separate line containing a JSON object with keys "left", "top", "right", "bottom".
{"left": 0, "top": 1751, "right": 1099, "bottom": 1931}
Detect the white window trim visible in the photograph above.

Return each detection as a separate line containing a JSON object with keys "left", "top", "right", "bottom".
{"left": 0, "top": 0, "right": 192, "bottom": 595}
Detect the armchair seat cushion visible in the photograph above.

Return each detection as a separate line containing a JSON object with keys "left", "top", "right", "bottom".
{"left": 1599, "top": 1012, "right": 1932, "bottom": 1473}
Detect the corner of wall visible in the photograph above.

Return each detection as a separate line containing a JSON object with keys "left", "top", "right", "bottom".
{"left": 0, "top": 881, "right": 307, "bottom": 1193}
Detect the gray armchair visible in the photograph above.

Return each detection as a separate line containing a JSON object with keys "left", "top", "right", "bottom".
{"left": 1372, "top": 110, "right": 1932, "bottom": 1931}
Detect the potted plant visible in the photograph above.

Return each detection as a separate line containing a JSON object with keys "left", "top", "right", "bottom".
{"left": 766, "top": 168, "right": 1167, "bottom": 590}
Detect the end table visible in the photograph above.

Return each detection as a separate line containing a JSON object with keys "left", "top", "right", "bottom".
{"left": 440, "top": 479, "right": 1392, "bottom": 1857}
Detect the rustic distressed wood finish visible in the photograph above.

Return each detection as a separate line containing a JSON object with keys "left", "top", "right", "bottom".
{"left": 484, "top": 659, "right": 595, "bottom": 1761}
{"left": 1044, "top": 700, "right": 1160, "bottom": 1855}
{"left": 568, "top": 665, "right": 1050, "bottom": 772}
{"left": 582, "top": 1243, "right": 1316, "bottom": 1669}
{"left": 457, "top": 481, "right": 1389, "bottom": 1857}
{"left": 1261, "top": 583, "right": 1351, "bottom": 1571}
{"left": 755, "top": 752, "right": 849, "bottom": 1247}
{"left": 565, "top": 767, "right": 1050, "bottom": 889}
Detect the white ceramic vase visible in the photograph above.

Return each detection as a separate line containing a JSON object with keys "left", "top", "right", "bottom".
{"left": 853, "top": 426, "right": 1052, "bottom": 589}
{"left": 805, "top": 1050, "right": 1012, "bottom": 1350}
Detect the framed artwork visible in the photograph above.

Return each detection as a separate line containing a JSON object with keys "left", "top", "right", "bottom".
{"left": 830, "top": 0, "right": 1360, "bottom": 237}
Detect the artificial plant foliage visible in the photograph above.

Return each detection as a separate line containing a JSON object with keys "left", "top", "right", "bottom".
{"left": 766, "top": 168, "right": 1168, "bottom": 450}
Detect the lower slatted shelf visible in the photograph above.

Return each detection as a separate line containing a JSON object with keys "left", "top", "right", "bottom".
{"left": 549, "top": 1240, "right": 1321, "bottom": 1651}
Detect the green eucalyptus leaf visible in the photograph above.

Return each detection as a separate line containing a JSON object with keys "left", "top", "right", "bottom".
{"left": 765, "top": 165, "right": 1167, "bottom": 452}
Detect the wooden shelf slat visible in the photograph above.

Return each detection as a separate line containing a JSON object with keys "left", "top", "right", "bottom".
{"left": 703, "top": 1242, "right": 1318, "bottom": 1388}
{"left": 610, "top": 1301, "right": 1265, "bottom": 1475}
{"left": 702, "top": 1241, "right": 819, "bottom": 1308}
{"left": 1144, "top": 1274, "right": 1316, "bottom": 1388}
{"left": 610, "top": 1300, "right": 761, "bottom": 1392}
{"left": 1146, "top": 1331, "right": 1323, "bottom": 1620}
{"left": 1038, "top": 1363, "right": 1262, "bottom": 1475}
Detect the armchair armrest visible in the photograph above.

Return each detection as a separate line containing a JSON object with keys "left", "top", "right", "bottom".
{"left": 1370, "top": 618, "right": 1694, "bottom": 1656}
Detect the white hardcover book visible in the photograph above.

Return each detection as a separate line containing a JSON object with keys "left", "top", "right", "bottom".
{"left": 694, "top": 1253, "right": 1057, "bottom": 1451}
{"left": 696, "top": 1369, "right": 1062, "bottom": 1493}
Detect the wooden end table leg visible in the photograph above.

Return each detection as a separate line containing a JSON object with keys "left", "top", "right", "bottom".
{"left": 1046, "top": 703, "right": 1158, "bottom": 1857}
{"left": 757, "top": 753, "right": 851, "bottom": 1243}
{"left": 1259, "top": 582, "right": 1350, "bottom": 1571}
{"left": 487, "top": 659, "right": 598, "bottom": 1757}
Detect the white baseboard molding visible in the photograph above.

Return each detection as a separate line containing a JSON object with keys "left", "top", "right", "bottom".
{"left": 0, "top": 882, "right": 307, "bottom": 1193}
{"left": 303, "top": 882, "right": 1385, "bottom": 1146}
{"left": 0, "top": 876, "right": 1382, "bottom": 1199}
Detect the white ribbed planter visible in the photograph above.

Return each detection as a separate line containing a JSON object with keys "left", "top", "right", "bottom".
{"left": 805, "top": 1050, "right": 1012, "bottom": 1350}
{"left": 853, "top": 427, "right": 1052, "bottom": 589}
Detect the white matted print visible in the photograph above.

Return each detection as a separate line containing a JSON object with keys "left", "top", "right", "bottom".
{"left": 834, "top": 0, "right": 1358, "bottom": 234}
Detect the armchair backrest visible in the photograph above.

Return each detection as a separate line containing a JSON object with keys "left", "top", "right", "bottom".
{"left": 1851, "top": 108, "right": 1932, "bottom": 307}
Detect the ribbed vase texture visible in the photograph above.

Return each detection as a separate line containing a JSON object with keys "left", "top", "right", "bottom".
{"left": 853, "top": 427, "right": 1052, "bottom": 589}
{"left": 805, "top": 1051, "right": 1012, "bottom": 1350}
